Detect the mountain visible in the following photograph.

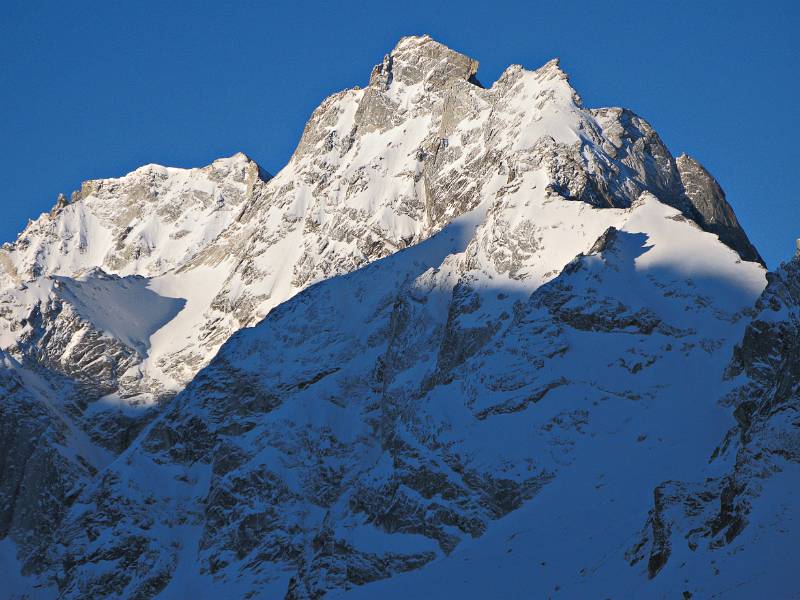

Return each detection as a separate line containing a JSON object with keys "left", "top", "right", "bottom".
{"left": 1, "top": 35, "right": 794, "bottom": 599}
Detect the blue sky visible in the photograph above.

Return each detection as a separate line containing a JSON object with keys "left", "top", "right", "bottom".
{"left": 2, "top": 0, "right": 797, "bottom": 267}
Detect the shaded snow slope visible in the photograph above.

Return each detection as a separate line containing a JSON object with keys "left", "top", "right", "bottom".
{"left": 44, "top": 178, "right": 768, "bottom": 598}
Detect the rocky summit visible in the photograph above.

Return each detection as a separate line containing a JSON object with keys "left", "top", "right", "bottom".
{"left": 1, "top": 35, "right": 796, "bottom": 599}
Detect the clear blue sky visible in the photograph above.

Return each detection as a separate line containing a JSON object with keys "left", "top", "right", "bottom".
{"left": 2, "top": 1, "right": 797, "bottom": 267}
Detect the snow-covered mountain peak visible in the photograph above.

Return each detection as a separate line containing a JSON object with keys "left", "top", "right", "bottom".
{"left": 0, "top": 151, "right": 269, "bottom": 287}
{"left": 494, "top": 56, "right": 574, "bottom": 94}
{"left": 2, "top": 36, "right": 789, "bottom": 599}
{"left": 1, "top": 36, "right": 766, "bottom": 406}
{"left": 122, "top": 151, "right": 263, "bottom": 184}
{"left": 370, "top": 34, "right": 480, "bottom": 90}
{"left": 0, "top": 35, "right": 767, "bottom": 406}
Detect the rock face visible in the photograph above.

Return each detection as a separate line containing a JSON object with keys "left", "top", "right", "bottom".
{"left": 0, "top": 353, "right": 91, "bottom": 576}
{"left": 1, "top": 34, "right": 793, "bottom": 599}
{"left": 676, "top": 154, "right": 764, "bottom": 265}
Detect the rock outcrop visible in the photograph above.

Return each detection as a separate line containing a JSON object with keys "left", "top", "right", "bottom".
{"left": 676, "top": 154, "right": 764, "bottom": 265}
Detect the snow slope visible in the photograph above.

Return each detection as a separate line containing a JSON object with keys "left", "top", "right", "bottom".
{"left": 50, "top": 186, "right": 769, "bottom": 599}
